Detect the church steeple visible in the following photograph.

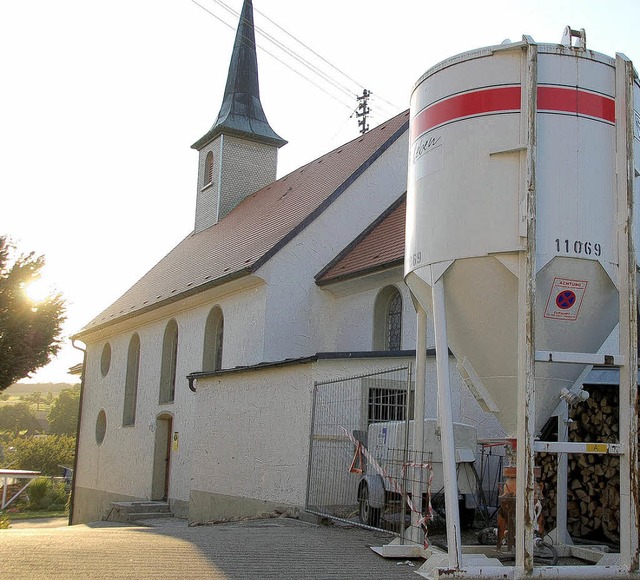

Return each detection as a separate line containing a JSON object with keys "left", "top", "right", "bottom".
{"left": 192, "top": 0, "right": 286, "bottom": 150}
{"left": 191, "top": 0, "right": 286, "bottom": 233}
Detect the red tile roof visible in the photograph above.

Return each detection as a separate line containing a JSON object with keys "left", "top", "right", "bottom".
{"left": 316, "top": 196, "right": 406, "bottom": 285}
{"left": 78, "top": 111, "right": 409, "bottom": 335}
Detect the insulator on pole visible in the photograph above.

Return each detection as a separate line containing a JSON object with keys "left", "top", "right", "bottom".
{"left": 356, "top": 89, "right": 371, "bottom": 134}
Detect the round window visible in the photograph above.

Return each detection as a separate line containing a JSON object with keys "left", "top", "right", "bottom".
{"left": 95, "top": 410, "right": 107, "bottom": 444}
{"left": 100, "top": 343, "right": 111, "bottom": 377}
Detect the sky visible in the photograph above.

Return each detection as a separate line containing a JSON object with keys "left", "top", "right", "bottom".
{"left": 1, "top": 0, "right": 639, "bottom": 384}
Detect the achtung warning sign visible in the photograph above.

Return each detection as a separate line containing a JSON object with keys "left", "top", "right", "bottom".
{"left": 544, "top": 278, "right": 587, "bottom": 321}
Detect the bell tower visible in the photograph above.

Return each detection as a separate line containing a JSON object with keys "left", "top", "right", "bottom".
{"left": 191, "top": 0, "right": 287, "bottom": 233}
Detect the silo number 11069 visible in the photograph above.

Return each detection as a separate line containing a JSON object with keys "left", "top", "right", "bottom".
{"left": 555, "top": 239, "right": 601, "bottom": 256}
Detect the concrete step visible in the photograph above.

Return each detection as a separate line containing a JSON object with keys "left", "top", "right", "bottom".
{"left": 128, "top": 511, "right": 175, "bottom": 520}
{"left": 106, "top": 501, "right": 173, "bottom": 523}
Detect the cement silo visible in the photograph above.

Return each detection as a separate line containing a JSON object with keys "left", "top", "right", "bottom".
{"left": 406, "top": 30, "right": 639, "bottom": 577}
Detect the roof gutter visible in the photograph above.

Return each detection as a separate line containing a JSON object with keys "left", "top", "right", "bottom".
{"left": 186, "top": 349, "right": 424, "bottom": 387}
{"left": 74, "top": 267, "right": 252, "bottom": 340}
{"left": 315, "top": 259, "right": 404, "bottom": 287}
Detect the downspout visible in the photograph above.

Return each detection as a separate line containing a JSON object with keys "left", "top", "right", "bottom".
{"left": 68, "top": 338, "right": 87, "bottom": 526}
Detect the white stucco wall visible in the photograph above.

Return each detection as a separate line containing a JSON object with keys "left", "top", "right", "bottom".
{"left": 74, "top": 279, "right": 267, "bottom": 521}
{"left": 189, "top": 356, "right": 415, "bottom": 518}
{"left": 188, "top": 353, "right": 504, "bottom": 522}
{"left": 326, "top": 275, "right": 420, "bottom": 352}
{"left": 257, "top": 130, "right": 409, "bottom": 361}
{"left": 190, "top": 363, "right": 314, "bottom": 509}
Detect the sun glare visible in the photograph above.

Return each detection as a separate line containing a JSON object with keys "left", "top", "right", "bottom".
{"left": 25, "top": 279, "right": 51, "bottom": 302}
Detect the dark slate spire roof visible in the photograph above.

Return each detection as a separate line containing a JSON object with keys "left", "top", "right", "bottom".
{"left": 192, "top": 0, "right": 287, "bottom": 150}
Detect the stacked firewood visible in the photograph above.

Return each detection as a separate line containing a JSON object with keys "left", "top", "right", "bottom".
{"left": 538, "top": 385, "right": 620, "bottom": 543}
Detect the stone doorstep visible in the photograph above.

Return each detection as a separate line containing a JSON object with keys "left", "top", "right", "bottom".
{"left": 127, "top": 512, "right": 175, "bottom": 520}
{"left": 107, "top": 501, "right": 173, "bottom": 522}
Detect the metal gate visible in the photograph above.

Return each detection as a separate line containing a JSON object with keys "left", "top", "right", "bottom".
{"left": 305, "top": 365, "right": 503, "bottom": 544}
{"left": 305, "top": 365, "right": 430, "bottom": 540}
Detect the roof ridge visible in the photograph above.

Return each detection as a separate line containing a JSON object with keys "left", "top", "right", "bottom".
{"left": 315, "top": 193, "right": 406, "bottom": 283}
{"left": 77, "top": 111, "right": 410, "bottom": 336}
{"left": 250, "top": 113, "right": 409, "bottom": 272}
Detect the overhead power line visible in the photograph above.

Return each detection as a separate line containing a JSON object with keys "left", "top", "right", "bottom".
{"left": 191, "top": 0, "right": 400, "bottom": 118}
{"left": 207, "top": 0, "right": 359, "bottom": 103}
{"left": 191, "top": 0, "right": 355, "bottom": 110}
{"left": 252, "top": 4, "right": 364, "bottom": 96}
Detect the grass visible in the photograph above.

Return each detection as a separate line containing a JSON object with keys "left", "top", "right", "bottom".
{"left": 4, "top": 508, "right": 68, "bottom": 521}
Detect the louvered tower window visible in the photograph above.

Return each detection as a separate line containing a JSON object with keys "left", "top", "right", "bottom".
{"left": 204, "top": 151, "right": 214, "bottom": 185}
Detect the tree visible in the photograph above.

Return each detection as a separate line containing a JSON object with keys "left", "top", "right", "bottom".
{"left": 22, "top": 391, "right": 44, "bottom": 411}
{"left": 0, "top": 236, "right": 66, "bottom": 391}
{"left": 2, "top": 434, "right": 75, "bottom": 475}
{"left": 47, "top": 386, "right": 80, "bottom": 436}
{"left": 0, "top": 402, "right": 42, "bottom": 435}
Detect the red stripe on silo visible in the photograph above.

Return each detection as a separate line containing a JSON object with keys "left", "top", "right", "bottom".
{"left": 411, "top": 85, "right": 616, "bottom": 142}
{"left": 410, "top": 86, "right": 521, "bottom": 141}
{"left": 537, "top": 86, "right": 615, "bottom": 123}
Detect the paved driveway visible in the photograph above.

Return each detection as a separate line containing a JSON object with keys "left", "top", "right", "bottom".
{"left": 1, "top": 517, "right": 422, "bottom": 579}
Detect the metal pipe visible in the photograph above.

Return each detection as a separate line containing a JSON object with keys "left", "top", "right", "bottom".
{"left": 515, "top": 36, "right": 538, "bottom": 572}
{"left": 410, "top": 304, "right": 428, "bottom": 544}
{"left": 432, "top": 277, "right": 462, "bottom": 568}
{"left": 401, "top": 361, "right": 413, "bottom": 544}
{"left": 555, "top": 404, "right": 570, "bottom": 545}
{"left": 615, "top": 52, "right": 640, "bottom": 572}
{"left": 304, "top": 382, "right": 319, "bottom": 512}
{"left": 68, "top": 338, "right": 87, "bottom": 526}
{"left": 433, "top": 565, "right": 632, "bottom": 579}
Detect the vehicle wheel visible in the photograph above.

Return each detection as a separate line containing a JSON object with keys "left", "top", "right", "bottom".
{"left": 459, "top": 499, "right": 476, "bottom": 530}
{"left": 358, "top": 483, "right": 381, "bottom": 527}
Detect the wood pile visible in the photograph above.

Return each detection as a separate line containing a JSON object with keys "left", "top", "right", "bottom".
{"left": 538, "top": 385, "right": 620, "bottom": 543}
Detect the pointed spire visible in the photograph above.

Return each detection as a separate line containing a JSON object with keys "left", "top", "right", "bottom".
{"left": 192, "top": 0, "right": 286, "bottom": 150}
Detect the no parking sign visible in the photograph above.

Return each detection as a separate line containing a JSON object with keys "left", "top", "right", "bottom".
{"left": 544, "top": 278, "right": 588, "bottom": 321}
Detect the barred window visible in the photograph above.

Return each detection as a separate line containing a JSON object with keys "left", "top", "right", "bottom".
{"left": 368, "top": 387, "right": 414, "bottom": 424}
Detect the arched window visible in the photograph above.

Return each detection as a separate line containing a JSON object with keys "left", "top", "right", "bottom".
{"left": 203, "top": 306, "right": 224, "bottom": 372}
{"left": 373, "top": 286, "right": 403, "bottom": 351}
{"left": 123, "top": 333, "right": 140, "bottom": 426}
{"left": 204, "top": 151, "right": 214, "bottom": 185}
{"left": 159, "top": 319, "right": 178, "bottom": 404}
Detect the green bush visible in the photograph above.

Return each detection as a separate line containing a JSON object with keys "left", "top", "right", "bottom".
{"left": 3, "top": 435, "right": 75, "bottom": 476}
{"left": 0, "top": 513, "right": 9, "bottom": 529}
{"left": 27, "top": 477, "right": 68, "bottom": 511}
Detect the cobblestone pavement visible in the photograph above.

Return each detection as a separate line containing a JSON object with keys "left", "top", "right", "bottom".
{"left": 1, "top": 517, "right": 423, "bottom": 579}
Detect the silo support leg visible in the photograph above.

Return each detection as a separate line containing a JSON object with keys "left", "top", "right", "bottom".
{"left": 409, "top": 303, "right": 428, "bottom": 545}
{"left": 431, "top": 277, "right": 463, "bottom": 570}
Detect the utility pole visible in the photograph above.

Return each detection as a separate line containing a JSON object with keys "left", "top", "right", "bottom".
{"left": 356, "top": 89, "right": 371, "bottom": 134}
